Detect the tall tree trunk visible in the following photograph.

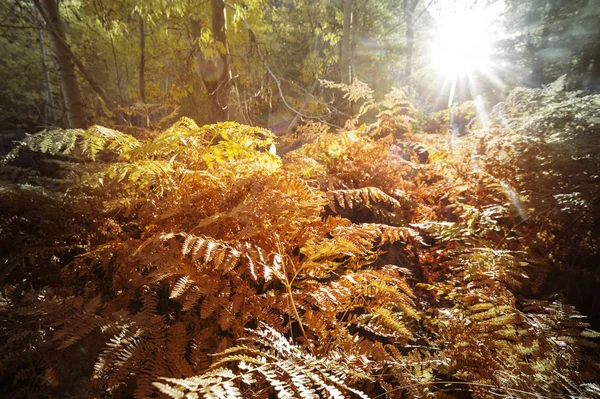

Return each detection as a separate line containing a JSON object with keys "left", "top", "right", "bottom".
{"left": 191, "top": 0, "right": 231, "bottom": 123}
{"left": 35, "top": 0, "right": 85, "bottom": 128}
{"left": 403, "top": 0, "right": 419, "bottom": 79}
{"left": 340, "top": 0, "right": 352, "bottom": 121}
{"left": 340, "top": 0, "right": 352, "bottom": 86}
{"left": 528, "top": 0, "right": 559, "bottom": 86}
{"left": 109, "top": 36, "right": 124, "bottom": 105}
{"left": 34, "top": 0, "right": 122, "bottom": 124}
{"left": 37, "top": 14, "right": 56, "bottom": 123}
{"left": 208, "top": 0, "right": 230, "bottom": 122}
{"left": 138, "top": 16, "right": 146, "bottom": 104}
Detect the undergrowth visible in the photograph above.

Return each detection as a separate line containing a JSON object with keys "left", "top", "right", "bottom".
{"left": 0, "top": 79, "right": 599, "bottom": 398}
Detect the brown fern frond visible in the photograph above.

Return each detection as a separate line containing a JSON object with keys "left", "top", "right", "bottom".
{"left": 327, "top": 187, "right": 404, "bottom": 220}
{"left": 297, "top": 223, "right": 423, "bottom": 279}
{"left": 356, "top": 307, "right": 414, "bottom": 340}
{"left": 155, "top": 325, "right": 371, "bottom": 399}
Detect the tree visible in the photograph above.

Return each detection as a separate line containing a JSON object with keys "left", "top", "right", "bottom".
{"left": 34, "top": 0, "right": 85, "bottom": 128}
{"left": 339, "top": 0, "right": 353, "bottom": 119}
{"left": 502, "top": 0, "right": 600, "bottom": 88}
{"left": 138, "top": 15, "right": 146, "bottom": 104}
{"left": 403, "top": 0, "right": 419, "bottom": 78}
{"left": 191, "top": 0, "right": 231, "bottom": 123}
{"left": 0, "top": 1, "right": 52, "bottom": 128}
{"left": 340, "top": 0, "right": 353, "bottom": 86}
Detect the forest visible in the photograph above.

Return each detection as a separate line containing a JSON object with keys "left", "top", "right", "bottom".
{"left": 0, "top": 0, "right": 599, "bottom": 398}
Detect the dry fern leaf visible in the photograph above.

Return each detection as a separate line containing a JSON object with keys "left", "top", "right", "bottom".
{"left": 327, "top": 187, "right": 402, "bottom": 213}
{"left": 156, "top": 325, "right": 370, "bottom": 399}
{"left": 172, "top": 233, "right": 275, "bottom": 282}
{"left": 179, "top": 234, "right": 243, "bottom": 271}
{"left": 301, "top": 265, "right": 421, "bottom": 327}
{"left": 298, "top": 223, "right": 423, "bottom": 278}
{"left": 355, "top": 307, "right": 415, "bottom": 340}
{"left": 154, "top": 368, "right": 242, "bottom": 399}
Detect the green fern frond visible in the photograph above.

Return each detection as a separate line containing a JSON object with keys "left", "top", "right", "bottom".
{"left": 3, "top": 125, "right": 141, "bottom": 164}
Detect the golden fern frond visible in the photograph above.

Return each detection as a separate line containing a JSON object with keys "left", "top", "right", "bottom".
{"left": 378, "top": 87, "right": 416, "bottom": 118}
{"left": 135, "top": 117, "right": 212, "bottom": 161}
{"left": 83, "top": 159, "right": 174, "bottom": 192}
{"left": 410, "top": 221, "right": 471, "bottom": 245}
{"left": 156, "top": 325, "right": 370, "bottom": 399}
{"left": 93, "top": 326, "right": 145, "bottom": 381}
{"left": 355, "top": 307, "right": 415, "bottom": 340}
{"left": 295, "top": 265, "right": 420, "bottom": 349}
{"left": 82, "top": 125, "right": 142, "bottom": 160}
{"left": 522, "top": 300, "right": 600, "bottom": 349}
{"left": 298, "top": 223, "right": 423, "bottom": 278}
{"left": 302, "top": 265, "right": 417, "bottom": 311}
{"left": 155, "top": 232, "right": 274, "bottom": 283}
{"left": 328, "top": 187, "right": 402, "bottom": 213}
{"left": 451, "top": 248, "right": 530, "bottom": 291}
{"left": 90, "top": 291, "right": 192, "bottom": 398}
{"left": 154, "top": 368, "right": 243, "bottom": 399}
{"left": 181, "top": 234, "right": 245, "bottom": 272}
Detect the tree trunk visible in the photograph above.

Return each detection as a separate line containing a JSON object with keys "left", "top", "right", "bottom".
{"left": 35, "top": 0, "right": 85, "bottom": 128}
{"left": 588, "top": 31, "right": 600, "bottom": 89}
{"left": 339, "top": 0, "right": 352, "bottom": 121}
{"left": 404, "top": 0, "right": 419, "bottom": 79}
{"left": 110, "top": 36, "right": 124, "bottom": 105}
{"left": 528, "top": 0, "right": 559, "bottom": 86}
{"left": 340, "top": 0, "right": 352, "bottom": 86}
{"left": 191, "top": 0, "right": 230, "bottom": 123}
{"left": 37, "top": 14, "right": 56, "bottom": 123}
{"left": 209, "top": 0, "right": 230, "bottom": 122}
{"left": 138, "top": 16, "right": 146, "bottom": 104}
{"left": 34, "top": 0, "right": 122, "bottom": 124}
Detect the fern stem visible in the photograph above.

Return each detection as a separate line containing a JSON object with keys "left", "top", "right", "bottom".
{"left": 278, "top": 253, "right": 313, "bottom": 354}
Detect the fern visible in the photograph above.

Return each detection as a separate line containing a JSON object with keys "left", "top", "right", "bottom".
{"left": 2, "top": 125, "right": 141, "bottom": 164}
{"left": 155, "top": 325, "right": 371, "bottom": 399}
{"left": 2, "top": 104, "right": 599, "bottom": 399}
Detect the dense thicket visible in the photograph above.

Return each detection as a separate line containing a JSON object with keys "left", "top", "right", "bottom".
{"left": 1, "top": 81, "right": 598, "bottom": 398}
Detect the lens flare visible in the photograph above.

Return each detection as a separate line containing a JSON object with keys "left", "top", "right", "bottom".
{"left": 429, "top": 6, "right": 499, "bottom": 78}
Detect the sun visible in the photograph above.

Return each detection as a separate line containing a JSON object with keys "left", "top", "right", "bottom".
{"left": 429, "top": 6, "right": 499, "bottom": 78}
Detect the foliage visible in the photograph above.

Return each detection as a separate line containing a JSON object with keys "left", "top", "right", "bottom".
{"left": 425, "top": 100, "right": 478, "bottom": 134}
{"left": 1, "top": 81, "right": 600, "bottom": 398}
{"left": 500, "top": 0, "right": 600, "bottom": 87}
{"left": 466, "top": 77, "right": 600, "bottom": 311}
{"left": 0, "top": 1, "right": 52, "bottom": 128}
{"left": 154, "top": 325, "right": 371, "bottom": 399}
{"left": 0, "top": 0, "right": 441, "bottom": 130}
{"left": 319, "top": 80, "right": 416, "bottom": 131}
